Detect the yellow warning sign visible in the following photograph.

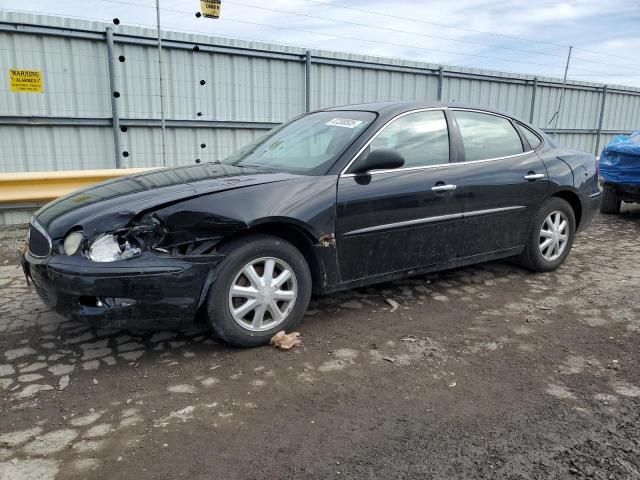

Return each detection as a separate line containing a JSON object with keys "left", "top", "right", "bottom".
{"left": 200, "top": 0, "right": 221, "bottom": 18}
{"left": 9, "top": 69, "right": 43, "bottom": 93}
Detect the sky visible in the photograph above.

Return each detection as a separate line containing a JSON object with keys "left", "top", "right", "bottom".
{"left": 2, "top": 0, "right": 640, "bottom": 87}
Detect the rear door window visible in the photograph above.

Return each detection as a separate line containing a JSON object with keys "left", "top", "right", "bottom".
{"left": 454, "top": 111, "right": 524, "bottom": 161}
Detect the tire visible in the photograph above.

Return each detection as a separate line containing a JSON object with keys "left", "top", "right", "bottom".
{"left": 516, "top": 197, "right": 576, "bottom": 272}
{"left": 205, "top": 234, "right": 311, "bottom": 347}
{"left": 599, "top": 187, "right": 621, "bottom": 214}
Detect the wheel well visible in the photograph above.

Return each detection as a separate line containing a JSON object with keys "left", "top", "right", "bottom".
{"left": 217, "top": 222, "right": 325, "bottom": 292}
{"left": 553, "top": 190, "right": 582, "bottom": 229}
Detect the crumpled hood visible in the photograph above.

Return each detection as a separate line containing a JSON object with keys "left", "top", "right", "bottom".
{"left": 599, "top": 132, "right": 640, "bottom": 185}
{"left": 35, "top": 164, "right": 298, "bottom": 239}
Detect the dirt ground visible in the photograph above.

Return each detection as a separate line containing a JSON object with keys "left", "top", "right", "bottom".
{"left": 0, "top": 206, "right": 639, "bottom": 480}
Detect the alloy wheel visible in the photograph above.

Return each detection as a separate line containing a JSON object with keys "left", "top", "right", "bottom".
{"left": 228, "top": 257, "right": 298, "bottom": 332}
{"left": 538, "top": 210, "right": 569, "bottom": 261}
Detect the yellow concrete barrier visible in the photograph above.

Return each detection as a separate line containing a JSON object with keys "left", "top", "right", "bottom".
{"left": 0, "top": 168, "right": 155, "bottom": 204}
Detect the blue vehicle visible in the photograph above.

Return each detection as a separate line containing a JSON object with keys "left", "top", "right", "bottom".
{"left": 599, "top": 132, "right": 640, "bottom": 213}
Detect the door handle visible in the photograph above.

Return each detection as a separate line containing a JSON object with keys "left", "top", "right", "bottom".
{"left": 524, "top": 173, "right": 545, "bottom": 181}
{"left": 431, "top": 184, "right": 457, "bottom": 192}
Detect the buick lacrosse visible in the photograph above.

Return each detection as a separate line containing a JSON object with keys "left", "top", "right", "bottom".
{"left": 21, "top": 102, "right": 600, "bottom": 346}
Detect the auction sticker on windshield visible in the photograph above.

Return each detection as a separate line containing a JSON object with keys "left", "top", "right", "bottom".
{"left": 326, "top": 118, "right": 364, "bottom": 128}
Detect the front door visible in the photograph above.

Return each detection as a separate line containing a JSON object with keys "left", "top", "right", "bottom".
{"left": 335, "top": 109, "right": 466, "bottom": 282}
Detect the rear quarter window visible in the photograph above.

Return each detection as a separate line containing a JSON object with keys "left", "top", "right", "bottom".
{"left": 518, "top": 124, "right": 543, "bottom": 150}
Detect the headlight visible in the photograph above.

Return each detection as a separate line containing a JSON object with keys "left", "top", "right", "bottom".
{"left": 88, "top": 234, "right": 141, "bottom": 262}
{"left": 63, "top": 231, "right": 84, "bottom": 255}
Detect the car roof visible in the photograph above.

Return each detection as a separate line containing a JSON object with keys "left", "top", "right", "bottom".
{"left": 322, "top": 101, "right": 543, "bottom": 135}
{"left": 324, "top": 100, "right": 511, "bottom": 116}
{"left": 324, "top": 100, "right": 443, "bottom": 113}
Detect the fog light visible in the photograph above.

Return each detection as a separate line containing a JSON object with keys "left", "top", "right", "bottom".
{"left": 99, "top": 297, "right": 137, "bottom": 308}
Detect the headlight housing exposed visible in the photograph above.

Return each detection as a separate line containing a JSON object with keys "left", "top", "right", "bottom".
{"left": 88, "top": 234, "right": 141, "bottom": 262}
{"left": 63, "top": 231, "right": 84, "bottom": 256}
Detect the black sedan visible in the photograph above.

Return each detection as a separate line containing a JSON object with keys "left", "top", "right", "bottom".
{"left": 21, "top": 102, "right": 601, "bottom": 347}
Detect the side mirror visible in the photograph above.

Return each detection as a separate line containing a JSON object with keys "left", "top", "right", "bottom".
{"left": 352, "top": 149, "right": 405, "bottom": 174}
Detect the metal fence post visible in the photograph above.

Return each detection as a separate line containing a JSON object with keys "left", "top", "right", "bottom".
{"left": 594, "top": 84, "right": 608, "bottom": 156}
{"left": 105, "top": 27, "right": 121, "bottom": 168}
{"left": 156, "top": 0, "right": 167, "bottom": 167}
{"left": 529, "top": 77, "right": 537, "bottom": 124}
{"left": 437, "top": 66, "right": 444, "bottom": 101}
{"left": 305, "top": 50, "right": 311, "bottom": 113}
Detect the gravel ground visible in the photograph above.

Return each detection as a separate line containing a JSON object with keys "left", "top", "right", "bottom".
{"left": 0, "top": 226, "right": 26, "bottom": 266}
{"left": 0, "top": 205, "right": 639, "bottom": 480}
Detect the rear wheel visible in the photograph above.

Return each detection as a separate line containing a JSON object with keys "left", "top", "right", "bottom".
{"left": 599, "top": 187, "right": 621, "bottom": 214}
{"left": 516, "top": 197, "right": 576, "bottom": 272}
{"left": 206, "top": 235, "right": 311, "bottom": 347}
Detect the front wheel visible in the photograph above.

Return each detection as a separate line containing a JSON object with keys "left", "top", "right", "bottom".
{"left": 206, "top": 234, "right": 311, "bottom": 347}
{"left": 516, "top": 197, "right": 576, "bottom": 272}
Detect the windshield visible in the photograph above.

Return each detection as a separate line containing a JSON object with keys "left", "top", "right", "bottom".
{"left": 222, "top": 111, "right": 376, "bottom": 174}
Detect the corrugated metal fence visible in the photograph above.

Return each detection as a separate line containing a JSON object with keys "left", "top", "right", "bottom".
{"left": 1, "top": 12, "right": 640, "bottom": 174}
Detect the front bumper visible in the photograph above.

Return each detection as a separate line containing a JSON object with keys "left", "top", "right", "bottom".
{"left": 21, "top": 250, "right": 223, "bottom": 320}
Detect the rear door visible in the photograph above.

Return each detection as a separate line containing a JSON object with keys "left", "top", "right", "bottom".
{"left": 449, "top": 109, "right": 550, "bottom": 257}
{"left": 335, "top": 109, "right": 466, "bottom": 282}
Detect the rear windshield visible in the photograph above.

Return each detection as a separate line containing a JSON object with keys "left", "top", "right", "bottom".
{"left": 222, "top": 111, "right": 375, "bottom": 174}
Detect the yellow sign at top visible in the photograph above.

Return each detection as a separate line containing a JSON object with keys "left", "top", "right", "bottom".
{"left": 201, "top": 0, "right": 221, "bottom": 18}
{"left": 9, "top": 69, "right": 43, "bottom": 93}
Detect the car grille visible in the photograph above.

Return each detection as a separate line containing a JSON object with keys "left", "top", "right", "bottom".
{"left": 28, "top": 222, "right": 52, "bottom": 258}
